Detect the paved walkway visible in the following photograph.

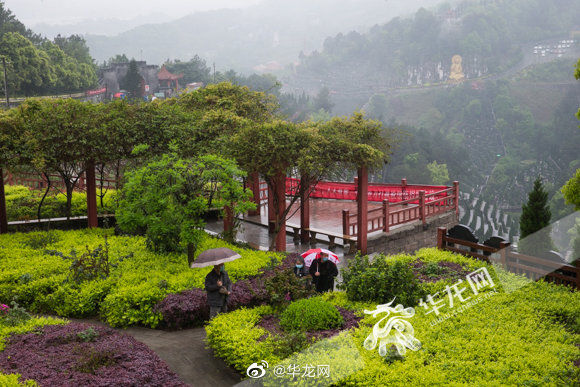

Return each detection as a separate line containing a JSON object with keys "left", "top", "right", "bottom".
{"left": 123, "top": 326, "right": 241, "bottom": 387}
{"left": 70, "top": 319, "right": 241, "bottom": 387}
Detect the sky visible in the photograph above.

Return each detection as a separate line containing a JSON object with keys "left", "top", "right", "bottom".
{"left": 3, "top": 0, "right": 262, "bottom": 26}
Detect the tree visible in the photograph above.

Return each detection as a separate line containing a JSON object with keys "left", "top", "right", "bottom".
{"left": 116, "top": 152, "right": 254, "bottom": 261}
{"left": 0, "top": 32, "right": 55, "bottom": 96}
{"left": 53, "top": 34, "right": 94, "bottom": 66}
{"left": 164, "top": 55, "right": 211, "bottom": 85}
{"left": 519, "top": 177, "right": 553, "bottom": 255}
{"left": 106, "top": 54, "right": 129, "bottom": 66}
{"left": 562, "top": 168, "right": 580, "bottom": 211}
{"left": 312, "top": 86, "right": 334, "bottom": 113}
{"left": 121, "top": 59, "right": 143, "bottom": 99}
{"left": 427, "top": 161, "right": 450, "bottom": 185}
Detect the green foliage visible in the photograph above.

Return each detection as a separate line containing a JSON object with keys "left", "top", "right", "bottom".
{"left": 264, "top": 269, "right": 315, "bottom": 309}
{"left": 117, "top": 152, "right": 254, "bottom": 253}
{"left": 280, "top": 298, "right": 343, "bottom": 332}
{"left": 64, "top": 239, "right": 114, "bottom": 284}
{"left": 426, "top": 161, "right": 449, "bottom": 185}
{"left": 519, "top": 177, "right": 553, "bottom": 254}
{"left": 205, "top": 306, "right": 285, "bottom": 373}
{"left": 73, "top": 347, "right": 116, "bottom": 374}
{"left": 0, "top": 229, "right": 282, "bottom": 327}
{"left": 340, "top": 254, "right": 425, "bottom": 306}
{"left": 4, "top": 185, "right": 116, "bottom": 222}
{"left": 1, "top": 302, "right": 31, "bottom": 327}
{"left": 562, "top": 168, "right": 580, "bottom": 210}
{"left": 0, "top": 373, "right": 37, "bottom": 386}
{"left": 343, "top": 281, "right": 580, "bottom": 385}
{"left": 120, "top": 59, "right": 143, "bottom": 99}
{"left": 76, "top": 327, "right": 99, "bottom": 342}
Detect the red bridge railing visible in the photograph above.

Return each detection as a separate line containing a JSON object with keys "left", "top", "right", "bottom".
{"left": 259, "top": 178, "right": 458, "bottom": 238}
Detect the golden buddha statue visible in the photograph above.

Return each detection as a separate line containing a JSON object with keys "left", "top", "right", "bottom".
{"left": 448, "top": 55, "right": 465, "bottom": 83}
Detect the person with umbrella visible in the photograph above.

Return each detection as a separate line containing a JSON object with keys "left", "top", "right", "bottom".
{"left": 191, "top": 248, "right": 240, "bottom": 319}
{"left": 308, "top": 252, "right": 339, "bottom": 293}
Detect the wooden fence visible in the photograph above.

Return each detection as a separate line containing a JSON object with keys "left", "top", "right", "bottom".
{"left": 437, "top": 226, "right": 580, "bottom": 290}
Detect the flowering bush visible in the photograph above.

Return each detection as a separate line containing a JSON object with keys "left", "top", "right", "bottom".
{"left": 0, "top": 304, "right": 9, "bottom": 316}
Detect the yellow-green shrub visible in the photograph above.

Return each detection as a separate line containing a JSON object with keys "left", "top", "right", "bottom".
{"left": 0, "top": 229, "right": 282, "bottom": 327}
{"left": 5, "top": 185, "right": 116, "bottom": 221}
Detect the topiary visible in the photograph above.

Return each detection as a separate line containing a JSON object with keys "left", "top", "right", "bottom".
{"left": 280, "top": 298, "right": 343, "bottom": 332}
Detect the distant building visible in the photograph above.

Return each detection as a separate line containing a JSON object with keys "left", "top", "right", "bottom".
{"left": 186, "top": 82, "right": 204, "bottom": 91}
{"left": 157, "top": 65, "right": 184, "bottom": 98}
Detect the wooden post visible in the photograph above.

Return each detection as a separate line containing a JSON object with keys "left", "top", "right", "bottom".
{"left": 437, "top": 227, "right": 446, "bottom": 249}
{"left": 274, "top": 171, "right": 287, "bottom": 252}
{"left": 357, "top": 166, "right": 368, "bottom": 254}
{"left": 453, "top": 181, "right": 459, "bottom": 218}
{"left": 0, "top": 167, "right": 7, "bottom": 234}
{"left": 499, "top": 241, "right": 509, "bottom": 269}
{"left": 419, "top": 190, "right": 426, "bottom": 226}
{"left": 267, "top": 185, "right": 275, "bottom": 233}
{"left": 575, "top": 258, "right": 580, "bottom": 291}
{"left": 248, "top": 172, "right": 260, "bottom": 216}
{"left": 300, "top": 175, "right": 310, "bottom": 243}
{"left": 223, "top": 205, "right": 234, "bottom": 235}
{"left": 85, "top": 161, "right": 98, "bottom": 228}
{"left": 342, "top": 209, "right": 350, "bottom": 236}
{"left": 382, "top": 200, "right": 390, "bottom": 233}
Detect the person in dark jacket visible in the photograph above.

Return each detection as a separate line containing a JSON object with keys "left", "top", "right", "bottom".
{"left": 294, "top": 257, "right": 307, "bottom": 278}
{"left": 309, "top": 253, "right": 338, "bottom": 293}
{"left": 205, "top": 263, "right": 231, "bottom": 319}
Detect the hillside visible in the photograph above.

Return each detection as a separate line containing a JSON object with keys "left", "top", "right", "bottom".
{"left": 84, "top": 0, "right": 442, "bottom": 70}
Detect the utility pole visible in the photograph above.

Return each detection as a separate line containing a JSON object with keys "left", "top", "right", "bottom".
{"left": 2, "top": 57, "right": 9, "bottom": 108}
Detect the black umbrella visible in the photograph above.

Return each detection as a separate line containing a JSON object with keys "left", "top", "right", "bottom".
{"left": 190, "top": 247, "right": 242, "bottom": 268}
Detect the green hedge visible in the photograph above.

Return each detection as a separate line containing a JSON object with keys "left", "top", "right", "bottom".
{"left": 206, "top": 249, "right": 580, "bottom": 385}
{"left": 0, "top": 229, "right": 282, "bottom": 327}
{"left": 5, "top": 185, "right": 116, "bottom": 221}
{"left": 280, "top": 298, "right": 343, "bottom": 332}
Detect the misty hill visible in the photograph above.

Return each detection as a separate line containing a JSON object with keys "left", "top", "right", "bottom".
{"left": 287, "top": 0, "right": 580, "bottom": 109}
{"left": 84, "top": 0, "right": 442, "bottom": 71}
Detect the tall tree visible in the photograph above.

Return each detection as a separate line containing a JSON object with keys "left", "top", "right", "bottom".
{"left": 519, "top": 177, "right": 553, "bottom": 255}
{"left": 312, "top": 86, "right": 334, "bottom": 113}
{"left": 121, "top": 59, "right": 143, "bottom": 99}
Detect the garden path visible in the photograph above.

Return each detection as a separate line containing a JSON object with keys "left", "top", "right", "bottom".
{"left": 70, "top": 319, "right": 241, "bottom": 387}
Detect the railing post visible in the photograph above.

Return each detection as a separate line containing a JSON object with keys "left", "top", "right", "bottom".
{"left": 419, "top": 190, "right": 426, "bottom": 226}
{"left": 382, "top": 200, "right": 390, "bottom": 233}
{"left": 86, "top": 161, "right": 98, "bottom": 228}
{"left": 0, "top": 167, "right": 7, "bottom": 234}
{"left": 437, "top": 227, "right": 446, "bottom": 249}
{"left": 499, "top": 241, "right": 509, "bottom": 269}
{"left": 342, "top": 209, "right": 350, "bottom": 236}
{"left": 575, "top": 258, "right": 580, "bottom": 291}
{"left": 357, "top": 166, "right": 368, "bottom": 254}
{"left": 401, "top": 178, "right": 407, "bottom": 202}
{"left": 453, "top": 181, "right": 459, "bottom": 217}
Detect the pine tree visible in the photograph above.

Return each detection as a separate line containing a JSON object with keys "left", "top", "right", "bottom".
{"left": 519, "top": 177, "right": 553, "bottom": 255}
{"left": 121, "top": 59, "right": 143, "bottom": 99}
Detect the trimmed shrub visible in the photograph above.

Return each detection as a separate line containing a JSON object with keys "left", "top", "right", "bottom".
{"left": 280, "top": 298, "right": 343, "bottom": 332}
{"left": 340, "top": 254, "right": 426, "bottom": 306}
{"left": 5, "top": 185, "right": 116, "bottom": 222}
{"left": 0, "top": 229, "right": 283, "bottom": 328}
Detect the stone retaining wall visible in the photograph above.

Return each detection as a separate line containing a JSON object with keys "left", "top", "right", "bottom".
{"left": 366, "top": 212, "right": 458, "bottom": 255}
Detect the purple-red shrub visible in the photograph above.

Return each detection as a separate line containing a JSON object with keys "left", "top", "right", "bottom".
{"left": 0, "top": 322, "right": 187, "bottom": 386}
{"left": 154, "top": 253, "right": 301, "bottom": 329}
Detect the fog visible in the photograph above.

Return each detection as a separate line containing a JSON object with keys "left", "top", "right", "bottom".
{"left": 3, "top": 0, "right": 262, "bottom": 34}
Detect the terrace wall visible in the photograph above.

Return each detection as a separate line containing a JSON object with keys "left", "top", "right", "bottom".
{"left": 366, "top": 211, "right": 458, "bottom": 255}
